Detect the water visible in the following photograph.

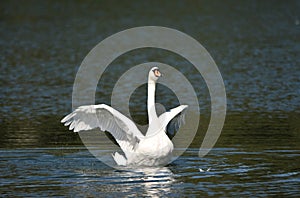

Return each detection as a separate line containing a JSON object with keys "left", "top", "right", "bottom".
{"left": 1, "top": 0, "right": 300, "bottom": 197}
{"left": 1, "top": 148, "right": 299, "bottom": 197}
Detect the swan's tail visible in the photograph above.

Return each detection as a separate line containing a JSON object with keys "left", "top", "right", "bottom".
{"left": 112, "top": 152, "right": 127, "bottom": 166}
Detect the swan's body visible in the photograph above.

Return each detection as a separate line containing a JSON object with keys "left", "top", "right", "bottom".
{"left": 61, "top": 67, "right": 187, "bottom": 166}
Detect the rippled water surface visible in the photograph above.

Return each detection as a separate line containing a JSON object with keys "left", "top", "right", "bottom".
{"left": 1, "top": 147, "right": 300, "bottom": 197}
{"left": 1, "top": 0, "right": 300, "bottom": 197}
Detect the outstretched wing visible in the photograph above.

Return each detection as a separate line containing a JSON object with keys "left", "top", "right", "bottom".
{"left": 61, "top": 104, "right": 144, "bottom": 154}
{"left": 158, "top": 105, "right": 188, "bottom": 139}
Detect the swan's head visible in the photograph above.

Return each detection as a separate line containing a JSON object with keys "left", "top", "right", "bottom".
{"left": 149, "top": 67, "right": 162, "bottom": 82}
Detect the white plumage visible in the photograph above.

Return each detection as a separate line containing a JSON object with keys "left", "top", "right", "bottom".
{"left": 61, "top": 67, "right": 187, "bottom": 166}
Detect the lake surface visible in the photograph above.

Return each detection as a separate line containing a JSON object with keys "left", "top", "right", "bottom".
{"left": 1, "top": 147, "right": 299, "bottom": 197}
{"left": 1, "top": 0, "right": 300, "bottom": 197}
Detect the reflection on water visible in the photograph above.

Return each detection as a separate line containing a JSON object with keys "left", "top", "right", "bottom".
{"left": 1, "top": 0, "right": 300, "bottom": 197}
{"left": 113, "top": 167, "right": 175, "bottom": 197}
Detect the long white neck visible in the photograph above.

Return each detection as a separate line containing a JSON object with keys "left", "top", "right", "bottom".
{"left": 147, "top": 79, "right": 158, "bottom": 125}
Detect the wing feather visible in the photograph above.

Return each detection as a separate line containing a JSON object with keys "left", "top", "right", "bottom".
{"left": 158, "top": 105, "right": 188, "bottom": 139}
{"left": 61, "top": 104, "right": 144, "bottom": 155}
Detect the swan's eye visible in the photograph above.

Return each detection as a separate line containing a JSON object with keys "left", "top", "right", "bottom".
{"left": 153, "top": 69, "right": 161, "bottom": 77}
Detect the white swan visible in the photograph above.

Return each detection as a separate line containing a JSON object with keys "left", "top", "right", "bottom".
{"left": 61, "top": 67, "right": 188, "bottom": 166}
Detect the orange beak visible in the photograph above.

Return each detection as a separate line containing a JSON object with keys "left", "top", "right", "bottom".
{"left": 154, "top": 69, "right": 161, "bottom": 77}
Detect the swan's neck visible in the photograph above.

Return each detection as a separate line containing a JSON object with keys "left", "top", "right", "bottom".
{"left": 147, "top": 80, "right": 158, "bottom": 124}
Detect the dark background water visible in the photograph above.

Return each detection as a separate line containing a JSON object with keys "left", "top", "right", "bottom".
{"left": 1, "top": 0, "right": 299, "bottom": 197}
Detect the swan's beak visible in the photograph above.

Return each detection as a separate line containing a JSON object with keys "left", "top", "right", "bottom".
{"left": 154, "top": 69, "right": 162, "bottom": 77}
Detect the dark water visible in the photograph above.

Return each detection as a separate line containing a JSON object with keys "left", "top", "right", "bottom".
{"left": 1, "top": 148, "right": 299, "bottom": 197}
{"left": 1, "top": 0, "right": 300, "bottom": 197}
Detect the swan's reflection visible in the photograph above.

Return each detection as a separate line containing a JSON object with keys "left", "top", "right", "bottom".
{"left": 121, "top": 166, "right": 175, "bottom": 197}
{"left": 72, "top": 160, "right": 175, "bottom": 197}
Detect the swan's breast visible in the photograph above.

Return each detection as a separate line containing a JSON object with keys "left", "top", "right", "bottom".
{"left": 137, "top": 131, "right": 173, "bottom": 158}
